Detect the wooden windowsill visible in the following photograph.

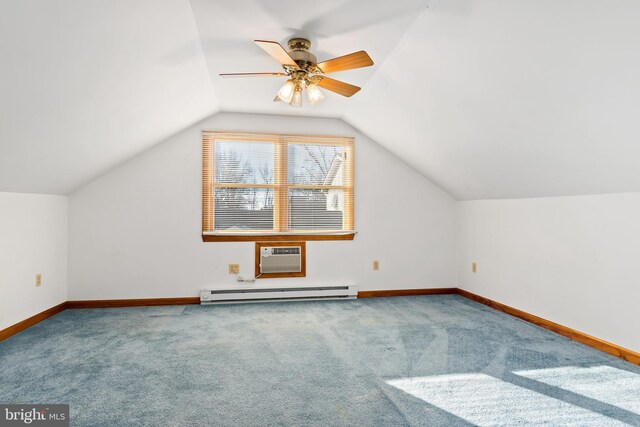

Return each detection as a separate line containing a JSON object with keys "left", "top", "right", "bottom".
{"left": 202, "top": 233, "right": 355, "bottom": 242}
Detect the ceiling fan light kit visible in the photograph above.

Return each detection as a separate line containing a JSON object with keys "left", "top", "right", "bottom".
{"left": 277, "top": 80, "right": 295, "bottom": 103}
{"left": 306, "top": 83, "right": 324, "bottom": 105}
{"left": 290, "top": 86, "right": 303, "bottom": 108}
{"left": 220, "top": 38, "right": 373, "bottom": 108}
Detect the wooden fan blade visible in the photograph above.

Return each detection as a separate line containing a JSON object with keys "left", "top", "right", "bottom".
{"left": 219, "top": 72, "right": 287, "bottom": 78}
{"left": 255, "top": 40, "right": 300, "bottom": 69}
{"left": 316, "top": 51, "right": 373, "bottom": 74}
{"left": 316, "top": 76, "right": 361, "bottom": 97}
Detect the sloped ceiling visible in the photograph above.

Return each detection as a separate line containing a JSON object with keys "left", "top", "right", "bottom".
{"left": 188, "top": 0, "right": 428, "bottom": 117}
{"left": 2, "top": 0, "right": 640, "bottom": 199}
{"left": 346, "top": 0, "right": 640, "bottom": 199}
{"left": 0, "top": 0, "right": 218, "bottom": 194}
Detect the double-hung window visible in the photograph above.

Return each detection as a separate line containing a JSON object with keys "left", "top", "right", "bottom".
{"left": 202, "top": 132, "right": 354, "bottom": 241}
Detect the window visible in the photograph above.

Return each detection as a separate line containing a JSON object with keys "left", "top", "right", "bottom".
{"left": 202, "top": 132, "right": 354, "bottom": 241}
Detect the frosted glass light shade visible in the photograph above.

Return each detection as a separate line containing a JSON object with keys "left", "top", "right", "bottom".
{"left": 277, "top": 80, "right": 295, "bottom": 103}
{"left": 290, "top": 89, "right": 303, "bottom": 107}
{"left": 306, "top": 83, "right": 324, "bottom": 105}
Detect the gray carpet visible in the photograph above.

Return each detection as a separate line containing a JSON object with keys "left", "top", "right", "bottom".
{"left": 1, "top": 295, "right": 639, "bottom": 426}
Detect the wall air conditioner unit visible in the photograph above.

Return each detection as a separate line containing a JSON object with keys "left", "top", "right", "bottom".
{"left": 200, "top": 285, "right": 358, "bottom": 305}
{"left": 260, "top": 246, "right": 301, "bottom": 274}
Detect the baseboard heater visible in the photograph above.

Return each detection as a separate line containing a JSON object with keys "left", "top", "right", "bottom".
{"left": 200, "top": 285, "right": 357, "bottom": 305}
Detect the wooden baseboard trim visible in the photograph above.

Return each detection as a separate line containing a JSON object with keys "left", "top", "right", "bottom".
{"left": 456, "top": 288, "right": 640, "bottom": 366}
{"left": 0, "top": 302, "right": 67, "bottom": 342}
{"left": 66, "top": 297, "right": 200, "bottom": 309}
{"left": 358, "top": 288, "right": 457, "bottom": 298}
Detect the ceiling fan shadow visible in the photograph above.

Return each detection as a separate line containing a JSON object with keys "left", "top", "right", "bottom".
{"left": 292, "top": 0, "right": 429, "bottom": 38}
{"left": 160, "top": 38, "right": 251, "bottom": 65}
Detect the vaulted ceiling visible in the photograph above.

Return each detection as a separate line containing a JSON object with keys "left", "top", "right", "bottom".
{"left": 0, "top": 0, "right": 218, "bottom": 194}
{"left": 189, "top": 0, "right": 428, "bottom": 117}
{"left": 2, "top": 0, "right": 640, "bottom": 199}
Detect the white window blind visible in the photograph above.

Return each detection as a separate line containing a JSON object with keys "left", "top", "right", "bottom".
{"left": 202, "top": 132, "right": 354, "bottom": 237}
{"left": 214, "top": 140, "right": 274, "bottom": 231}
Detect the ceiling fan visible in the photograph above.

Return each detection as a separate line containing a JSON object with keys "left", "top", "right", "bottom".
{"left": 220, "top": 38, "right": 374, "bottom": 107}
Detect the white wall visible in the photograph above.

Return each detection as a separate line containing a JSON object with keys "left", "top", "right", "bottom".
{"left": 68, "top": 112, "right": 456, "bottom": 300}
{"left": 0, "top": 192, "right": 68, "bottom": 330}
{"left": 457, "top": 194, "right": 640, "bottom": 352}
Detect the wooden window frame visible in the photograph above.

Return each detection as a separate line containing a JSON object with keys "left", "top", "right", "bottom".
{"left": 202, "top": 131, "right": 355, "bottom": 242}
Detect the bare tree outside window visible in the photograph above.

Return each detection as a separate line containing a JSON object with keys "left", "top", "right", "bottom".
{"left": 214, "top": 141, "right": 274, "bottom": 230}
{"left": 289, "top": 144, "right": 343, "bottom": 185}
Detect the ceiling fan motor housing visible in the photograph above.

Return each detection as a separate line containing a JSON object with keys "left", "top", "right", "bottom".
{"left": 287, "top": 38, "right": 317, "bottom": 70}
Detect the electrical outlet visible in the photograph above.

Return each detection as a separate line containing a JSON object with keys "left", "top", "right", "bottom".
{"left": 35, "top": 273, "right": 42, "bottom": 286}
{"left": 229, "top": 264, "right": 240, "bottom": 275}
{"left": 472, "top": 262, "right": 477, "bottom": 273}
{"left": 373, "top": 260, "right": 380, "bottom": 271}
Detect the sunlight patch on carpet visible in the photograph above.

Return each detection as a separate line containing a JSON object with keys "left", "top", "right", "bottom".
{"left": 514, "top": 365, "right": 640, "bottom": 415}
{"left": 387, "top": 373, "right": 626, "bottom": 426}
